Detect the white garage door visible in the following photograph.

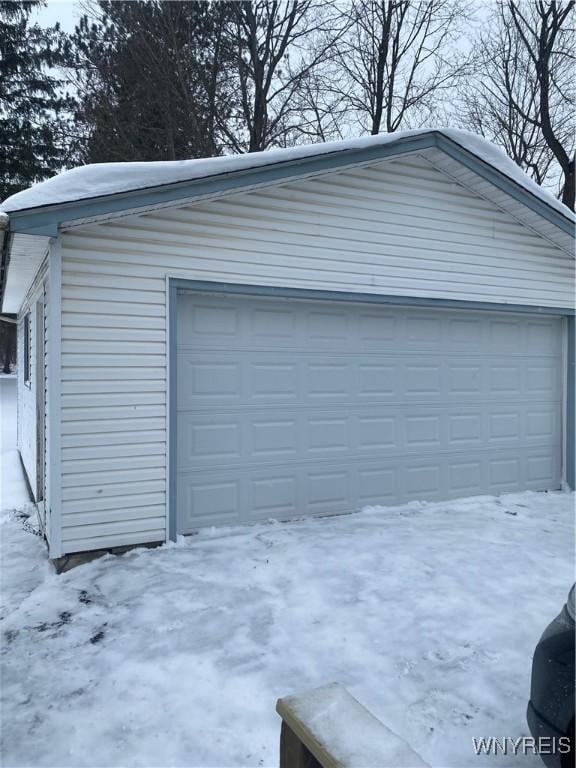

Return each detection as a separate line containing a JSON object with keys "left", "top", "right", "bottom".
{"left": 176, "top": 291, "right": 562, "bottom": 532}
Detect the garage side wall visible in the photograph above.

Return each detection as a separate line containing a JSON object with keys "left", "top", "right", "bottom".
{"left": 16, "top": 258, "right": 47, "bottom": 501}
{"left": 58, "top": 156, "right": 574, "bottom": 554}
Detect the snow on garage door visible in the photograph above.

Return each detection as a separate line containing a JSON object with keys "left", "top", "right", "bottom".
{"left": 175, "top": 291, "right": 562, "bottom": 532}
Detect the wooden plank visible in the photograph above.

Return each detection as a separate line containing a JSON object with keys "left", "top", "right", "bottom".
{"left": 280, "top": 722, "right": 323, "bottom": 768}
{"left": 276, "top": 683, "right": 429, "bottom": 768}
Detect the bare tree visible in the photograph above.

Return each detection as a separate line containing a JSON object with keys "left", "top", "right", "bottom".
{"left": 285, "top": 70, "right": 350, "bottom": 143}
{"left": 460, "top": 1, "right": 575, "bottom": 209}
{"left": 510, "top": 1, "right": 575, "bottom": 208}
{"left": 220, "top": 1, "right": 343, "bottom": 152}
{"left": 459, "top": 17, "right": 554, "bottom": 187}
{"left": 322, "top": 0, "right": 470, "bottom": 137}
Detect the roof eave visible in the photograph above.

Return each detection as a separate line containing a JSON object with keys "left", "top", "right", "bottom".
{"left": 4, "top": 131, "right": 574, "bottom": 242}
{"left": 6, "top": 133, "right": 436, "bottom": 236}
{"left": 434, "top": 134, "right": 573, "bottom": 237}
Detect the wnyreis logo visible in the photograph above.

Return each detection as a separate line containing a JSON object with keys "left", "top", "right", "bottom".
{"left": 472, "top": 736, "right": 571, "bottom": 756}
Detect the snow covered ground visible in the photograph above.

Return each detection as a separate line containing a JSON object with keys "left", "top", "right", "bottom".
{"left": 1, "top": 452, "right": 573, "bottom": 768}
{"left": 0, "top": 376, "right": 573, "bottom": 767}
{"left": 0, "top": 377, "right": 30, "bottom": 514}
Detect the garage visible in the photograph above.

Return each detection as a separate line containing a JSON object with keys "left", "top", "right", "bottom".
{"left": 3, "top": 128, "right": 573, "bottom": 559}
{"left": 175, "top": 288, "right": 563, "bottom": 532}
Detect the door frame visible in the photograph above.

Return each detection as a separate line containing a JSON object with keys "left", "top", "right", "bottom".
{"left": 35, "top": 296, "right": 45, "bottom": 503}
{"left": 166, "top": 277, "right": 575, "bottom": 542}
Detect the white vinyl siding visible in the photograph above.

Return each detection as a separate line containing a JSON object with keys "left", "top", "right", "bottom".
{"left": 424, "top": 146, "right": 571, "bottom": 255}
{"left": 58, "top": 155, "right": 574, "bottom": 554}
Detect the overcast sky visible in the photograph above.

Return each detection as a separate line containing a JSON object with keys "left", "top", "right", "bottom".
{"left": 34, "top": 0, "right": 81, "bottom": 33}
{"left": 34, "top": 0, "right": 489, "bottom": 34}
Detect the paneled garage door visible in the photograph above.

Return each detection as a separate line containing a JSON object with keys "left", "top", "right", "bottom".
{"left": 175, "top": 291, "right": 562, "bottom": 532}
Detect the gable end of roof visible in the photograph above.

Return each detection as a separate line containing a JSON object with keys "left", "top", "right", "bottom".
{"left": 2, "top": 129, "right": 574, "bottom": 247}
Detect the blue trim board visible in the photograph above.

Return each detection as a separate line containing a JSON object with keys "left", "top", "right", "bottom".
{"left": 167, "top": 278, "right": 575, "bottom": 538}
{"left": 7, "top": 132, "right": 574, "bottom": 239}
{"left": 566, "top": 315, "right": 575, "bottom": 490}
{"left": 168, "top": 281, "right": 178, "bottom": 542}
{"left": 0, "top": 231, "right": 13, "bottom": 310}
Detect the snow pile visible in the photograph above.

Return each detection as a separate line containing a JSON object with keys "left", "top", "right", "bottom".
{"left": 1, "top": 128, "right": 572, "bottom": 220}
{"left": 0, "top": 377, "right": 30, "bottom": 513}
{"left": 0, "top": 486, "right": 573, "bottom": 767}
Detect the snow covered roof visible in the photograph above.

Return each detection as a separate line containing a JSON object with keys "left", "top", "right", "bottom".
{"left": 1, "top": 128, "right": 573, "bottom": 225}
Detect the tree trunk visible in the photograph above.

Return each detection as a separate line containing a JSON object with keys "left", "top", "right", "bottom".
{"left": 561, "top": 155, "right": 575, "bottom": 211}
